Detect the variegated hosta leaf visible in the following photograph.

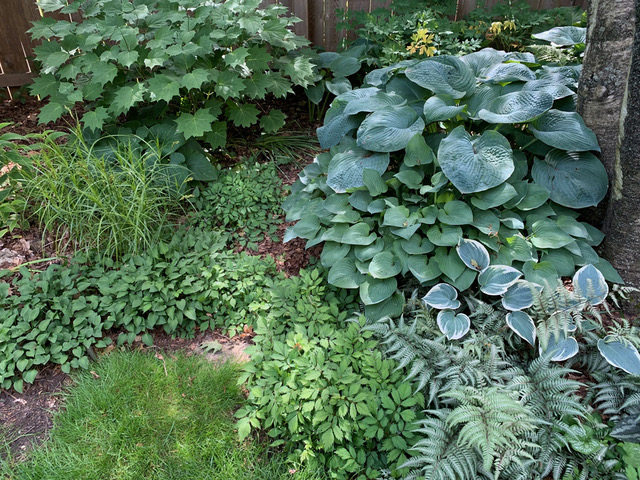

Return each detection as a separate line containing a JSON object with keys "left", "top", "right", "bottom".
{"left": 423, "top": 94, "right": 465, "bottom": 124}
{"left": 540, "top": 333, "right": 579, "bottom": 362}
{"left": 437, "top": 310, "right": 471, "bottom": 340}
{"left": 529, "top": 109, "right": 600, "bottom": 152}
{"left": 478, "top": 91, "right": 553, "bottom": 124}
{"left": 405, "top": 56, "right": 476, "bottom": 99}
{"left": 598, "top": 336, "right": 640, "bottom": 375}
{"left": 356, "top": 106, "right": 425, "bottom": 153}
{"left": 437, "top": 126, "right": 514, "bottom": 194}
{"left": 478, "top": 265, "right": 522, "bottom": 295}
{"left": 456, "top": 238, "right": 490, "bottom": 272}
{"left": 531, "top": 150, "right": 608, "bottom": 208}
{"left": 506, "top": 311, "right": 536, "bottom": 346}
{"left": 326, "top": 146, "right": 390, "bottom": 193}
{"left": 533, "top": 26, "right": 586, "bottom": 46}
{"left": 502, "top": 280, "right": 536, "bottom": 311}
{"left": 573, "top": 264, "right": 609, "bottom": 305}
{"left": 422, "top": 283, "right": 460, "bottom": 310}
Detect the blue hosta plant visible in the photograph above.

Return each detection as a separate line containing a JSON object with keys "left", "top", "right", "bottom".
{"left": 284, "top": 47, "right": 617, "bottom": 319}
{"left": 423, "top": 239, "right": 640, "bottom": 375}
{"left": 29, "top": 0, "right": 316, "bottom": 180}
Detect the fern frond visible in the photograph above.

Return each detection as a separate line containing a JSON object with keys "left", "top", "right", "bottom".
{"left": 444, "top": 386, "right": 537, "bottom": 472}
{"left": 403, "top": 409, "right": 479, "bottom": 480}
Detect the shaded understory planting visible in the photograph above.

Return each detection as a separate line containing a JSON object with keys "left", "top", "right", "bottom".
{"left": 1, "top": 0, "right": 640, "bottom": 479}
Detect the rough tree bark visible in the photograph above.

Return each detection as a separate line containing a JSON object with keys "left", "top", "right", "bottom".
{"left": 577, "top": 0, "right": 640, "bottom": 286}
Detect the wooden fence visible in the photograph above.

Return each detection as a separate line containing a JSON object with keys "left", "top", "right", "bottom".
{"left": 1, "top": 0, "right": 587, "bottom": 91}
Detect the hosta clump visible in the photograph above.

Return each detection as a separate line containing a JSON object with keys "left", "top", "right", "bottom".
{"left": 423, "top": 239, "right": 640, "bottom": 375}
{"left": 29, "top": 0, "right": 315, "bottom": 179}
{"left": 284, "top": 46, "right": 617, "bottom": 319}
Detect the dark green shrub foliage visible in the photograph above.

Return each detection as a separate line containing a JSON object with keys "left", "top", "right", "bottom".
{"left": 284, "top": 46, "right": 615, "bottom": 320}
{"left": 236, "top": 270, "right": 424, "bottom": 479}
{"left": 29, "top": 0, "right": 315, "bottom": 159}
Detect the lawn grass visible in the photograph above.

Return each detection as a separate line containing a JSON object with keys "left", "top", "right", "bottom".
{"left": 0, "top": 350, "right": 323, "bottom": 480}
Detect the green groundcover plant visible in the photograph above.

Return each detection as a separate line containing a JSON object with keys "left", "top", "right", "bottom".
{"left": 0, "top": 227, "right": 282, "bottom": 392}
{"left": 191, "top": 160, "right": 283, "bottom": 252}
{"left": 284, "top": 33, "right": 615, "bottom": 320}
{"left": 236, "top": 269, "right": 424, "bottom": 479}
{"left": 29, "top": 0, "right": 316, "bottom": 178}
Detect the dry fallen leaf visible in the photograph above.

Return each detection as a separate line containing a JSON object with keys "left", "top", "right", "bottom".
{"left": 90, "top": 371, "right": 100, "bottom": 379}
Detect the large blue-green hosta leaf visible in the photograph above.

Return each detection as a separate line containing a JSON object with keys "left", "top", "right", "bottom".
{"left": 405, "top": 56, "right": 476, "bottom": 99}
{"left": 317, "top": 88, "right": 379, "bottom": 149}
{"left": 356, "top": 106, "right": 425, "bottom": 152}
{"left": 344, "top": 91, "right": 406, "bottom": 115}
{"left": 359, "top": 277, "right": 397, "bottom": 305}
{"left": 531, "top": 150, "right": 608, "bottom": 209}
{"left": 461, "top": 48, "right": 506, "bottom": 76}
{"left": 478, "top": 91, "right": 553, "bottom": 124}
{"left": 369, "top": 251, "right": 403, "bottom": 279}
{"left": 537, "top": 65, "right": 582, "bottom": 87}
{"left": 466, "top": 84, "right": 502, "bottom": 118}
{"left": 328, "top": 257, "right": 364, "bottom": 289}
{"left": 438, "top": 126, "right": 514, "bottom": 194}
{"left": 533, "top": 26, "right": 586, "bottom": 46}
{"left": 326, "top": 146, "right": 390, "bottom": 193}
{"left": 522, "top": 80, "right": 575, "bottom": 100}
{"left": 423, "top": 94, "right": 465, "bottom": 124}
{"left": 598, "top": 336, "right": 640, "bottom": 375}
{"left": 529, "top": 110, "right": 600, "bottom": 152}
{"left": 479, "top": 62, "right": 536, "bottom": 83}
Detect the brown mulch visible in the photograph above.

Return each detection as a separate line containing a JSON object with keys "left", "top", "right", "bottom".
{"left": 0, "top": 365, "right": 70, "bottom": 461}
{"left": 0, "top": 97, "right": 81, "bottom": 138}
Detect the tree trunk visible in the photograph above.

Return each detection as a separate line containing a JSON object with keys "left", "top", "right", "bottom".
{"left": 577, "top": 0, "right": 640, "bottom": 286}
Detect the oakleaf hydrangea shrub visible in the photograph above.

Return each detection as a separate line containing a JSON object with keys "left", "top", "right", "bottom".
{"left": 284, "top": 47, "right": 618, "bottom": 319}
{"left": 29, "top": 0, "right": 316, "bottom": 179}
{"left": 236, "top": 269, "right": 425, "bottom": 479}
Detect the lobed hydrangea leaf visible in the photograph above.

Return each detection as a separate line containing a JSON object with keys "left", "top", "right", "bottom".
{"left": 174, "top": 108, "right": 216, "bottom": 139}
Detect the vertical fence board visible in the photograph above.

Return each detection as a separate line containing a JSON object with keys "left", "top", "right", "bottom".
{"left": 291, "top": 0, "right": 309, "bottom": 38}
{"left": 0, "top": 0, "right": 38, "bottom": 88}
{"left": 308, "top": 0, "right": 325, "bottom": 46}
